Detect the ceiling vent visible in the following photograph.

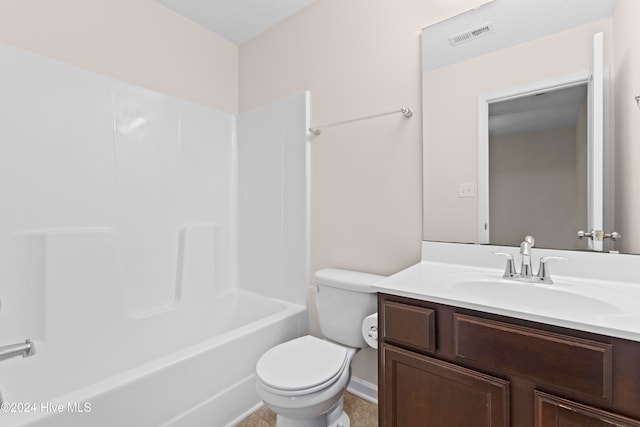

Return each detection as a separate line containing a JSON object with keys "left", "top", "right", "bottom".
{"left": 448, "top": 22, "right": 495, "bottom": 46}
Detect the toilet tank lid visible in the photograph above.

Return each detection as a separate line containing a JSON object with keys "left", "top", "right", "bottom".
{"left": 314, "top": 268, "right": 385, "bottom": 293}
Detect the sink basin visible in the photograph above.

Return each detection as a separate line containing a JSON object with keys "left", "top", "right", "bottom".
{"left": 451, "top": 280, "right": 623, "bottom": 315}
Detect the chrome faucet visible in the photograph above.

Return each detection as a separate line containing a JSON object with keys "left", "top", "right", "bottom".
{"left": 519, "top": 235, "right": 534, "bottom": 278}
{"left": 0, "top": 339, "right": 36, "bottom": 362}
{"left": 493, "top": 236, "right": 565, "bottom": 284}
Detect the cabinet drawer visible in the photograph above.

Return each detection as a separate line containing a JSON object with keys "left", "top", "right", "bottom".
{"left": 382, "top": 301, "right": 436, "bottom": 354}
{"left": 535, "top": 391, "right": 640, "bottom": 427}
{"left": 454, "top": 314, "right": 612, "bottom": 401}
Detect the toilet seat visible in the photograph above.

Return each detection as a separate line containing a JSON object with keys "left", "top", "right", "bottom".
{"left": 256, "top": 336, "right": 349, "bottom": 396}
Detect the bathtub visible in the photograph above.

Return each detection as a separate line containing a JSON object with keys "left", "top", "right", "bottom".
{"left": 2, "top": 290, "right": 306, "bottom": 427}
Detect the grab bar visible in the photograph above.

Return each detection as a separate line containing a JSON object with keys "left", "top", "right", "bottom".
{"left": 0, "top": 339, "right": 36, "bottom": 362}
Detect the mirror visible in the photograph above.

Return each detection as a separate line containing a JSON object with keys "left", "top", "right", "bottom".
{"left": 421, "top": 0, "right": 640, "bottom": 254}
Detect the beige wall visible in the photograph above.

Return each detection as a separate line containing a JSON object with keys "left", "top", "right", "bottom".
{"left": 239, "top": 0, "right": 490, "bottom": 384}
{"left": 0, "top": 0, "right": 238, "bottom": 112}
{"left": 240, "top": 0, "right": 488, "bottom": 278}
{"left": 239, "top": 0, "right": 492, "bottom": 277}
{"left": 614, "top": 0, "right": 640, "bottom": 254}
{"left": 422, "top": 18, "right": 614, "bottom": 243}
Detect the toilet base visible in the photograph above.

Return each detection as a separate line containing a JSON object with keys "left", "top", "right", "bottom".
{"left": 329, "top": 411, "right": 350, "bottom": 427}
{"left": 274, "top": 394, "right": 350, "bottom": 427}
{"left": 274, "top": 410, "right": 350, "bottom": 427}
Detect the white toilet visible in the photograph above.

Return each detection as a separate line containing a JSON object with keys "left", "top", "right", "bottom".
{"left": 255, "top": 268, "right": 383, "bottom": 427}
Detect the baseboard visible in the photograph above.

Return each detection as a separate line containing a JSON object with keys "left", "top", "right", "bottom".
{"left": 347, "top": 376, "right": 378, "bottom": 404}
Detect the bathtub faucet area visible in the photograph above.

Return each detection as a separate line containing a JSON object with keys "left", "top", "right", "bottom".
{"left": 0, "top": 339, "right": 35, "bottom": 362}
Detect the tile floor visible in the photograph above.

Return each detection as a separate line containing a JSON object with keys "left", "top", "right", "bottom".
{"left": 235, "top": 392, "right": 378, "bottom": 427}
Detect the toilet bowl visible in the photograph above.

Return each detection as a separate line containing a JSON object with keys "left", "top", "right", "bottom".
{"left": 256, "top": 335, "right": 356, "bottom": 427}
{"left": 255, "top": 269, "right": 384, "bottom": 427}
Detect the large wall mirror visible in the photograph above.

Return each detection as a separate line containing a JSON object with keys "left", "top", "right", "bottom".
{"left": 422, "top": 0, "right": 640, "bottom": 254}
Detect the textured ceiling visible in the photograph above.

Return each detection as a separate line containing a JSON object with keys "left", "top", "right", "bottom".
{"left": 156, "top": 0, "right": 318, "bottom": 45}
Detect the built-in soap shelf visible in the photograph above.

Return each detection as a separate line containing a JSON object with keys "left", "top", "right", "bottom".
{"left": 2, "top": 224, "right": 221, "bottom": 340}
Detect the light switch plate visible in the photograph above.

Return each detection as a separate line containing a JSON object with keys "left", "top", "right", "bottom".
{"left": 458, "top": 183, "right": 475, "bottom": 198}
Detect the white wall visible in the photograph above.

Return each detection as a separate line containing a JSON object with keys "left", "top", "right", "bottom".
{"left": 613, "top": 0, "right": 640, "bottom": 254}
{"left": 0, "top": 0, "right": 238, "bottom": 113}
{"left": 237, "top": 93, "right": 310, "bottom": 307}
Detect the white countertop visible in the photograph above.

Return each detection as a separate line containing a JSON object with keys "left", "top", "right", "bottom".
{"left": 373, "top": 242, "right": 640, "bottom": 342}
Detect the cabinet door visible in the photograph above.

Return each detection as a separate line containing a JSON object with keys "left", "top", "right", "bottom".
{"left": 535, "top": 391, "right": 640, "bottom": 427}
{"left": 382, "top": 345, "right": 510, "bottom": 427}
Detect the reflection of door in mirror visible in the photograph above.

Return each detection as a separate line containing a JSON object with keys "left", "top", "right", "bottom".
{"left": 486, "top": 84, "right": 589, "bottom": 251}
{"left": 477, "top": 33, "right": 609, "bottom": 252}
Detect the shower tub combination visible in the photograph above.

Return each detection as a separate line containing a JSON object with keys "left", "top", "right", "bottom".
{"left": 3, "top": 290, "right": 305, "bottom": 427}
{"left": 0, "top": 43, "right": 309, "bottom": 427}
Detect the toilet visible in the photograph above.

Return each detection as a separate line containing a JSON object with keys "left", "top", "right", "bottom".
{"left": 255, "top": 269, "right": 383, "bottom": 427}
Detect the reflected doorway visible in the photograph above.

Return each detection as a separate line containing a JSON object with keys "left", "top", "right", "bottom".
{"left": 487, "top": 84, "right": 589, "bottom": 250}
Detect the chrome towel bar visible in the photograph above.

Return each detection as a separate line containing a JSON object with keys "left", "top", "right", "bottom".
{"left": 0, "top": 339, "right": 35, "bottom": 362}
{"left": 309, "top": 106, "right": 413, "bottom": 136}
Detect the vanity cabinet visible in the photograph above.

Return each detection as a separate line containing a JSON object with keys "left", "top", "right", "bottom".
{"left": 378, "top": 293, "right": 640, "bottom": 427}
{"left": 382, "top": 345, "right": 510, "bottom": 426}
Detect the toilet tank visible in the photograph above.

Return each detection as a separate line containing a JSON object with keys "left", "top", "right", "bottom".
{"left": 314, "top": 269, "right": 384, "bottom": 348}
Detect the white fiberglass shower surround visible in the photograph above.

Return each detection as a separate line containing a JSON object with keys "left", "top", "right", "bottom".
{"left": 0, "top": 43, "right": 309, "bottom": 427}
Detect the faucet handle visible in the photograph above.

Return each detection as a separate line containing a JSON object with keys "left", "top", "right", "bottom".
{"left": 536, "top": 256, "right": 567, "bottom": 284}
{"left": 492, "top": 252, "right": 517, "bottom": 278}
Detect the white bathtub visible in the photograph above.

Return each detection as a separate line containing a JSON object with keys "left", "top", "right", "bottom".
{"left": 2, "top": 290, "right": 306, "bottom": 427}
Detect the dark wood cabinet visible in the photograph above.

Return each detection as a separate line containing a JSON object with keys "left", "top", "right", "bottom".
{"left": 534, "top": 391, "right": 640, "bottom": 427}
{"left": 378, "top": 293, "right": 640, "bottom": 427}
{"left": 382, "top": 345, "right": 509, "bottom": 427}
